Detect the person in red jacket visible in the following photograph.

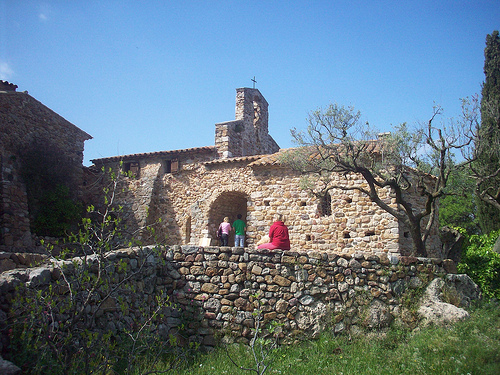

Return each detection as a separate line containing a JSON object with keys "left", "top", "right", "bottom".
{"left": 257, "top": 213, "right": 290, "bottom": 250}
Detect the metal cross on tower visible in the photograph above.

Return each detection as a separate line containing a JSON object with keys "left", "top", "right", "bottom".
{"left": 251, "top": 76, "right": 257, "bottom": 89}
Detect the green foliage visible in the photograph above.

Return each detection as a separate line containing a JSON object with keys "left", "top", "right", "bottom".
{"left": 457, "top": 228, "right": 500, "bottom": 300}
{"left": 175, "top": 301, "right": 500, "bottom": 375}
{"left": 32, "top": 184, "right": 83, "bottom": 237}
{"left": 20, "top": 139, "right": 84, "bottom": 237}
{"left": 476, "top": 30, "right": 500, "bottom": 233}
{"left": 438, "top": 168, "right": 480, "bottom": 235}
{"left": 7, "top": 167, "right": 188, "bottom": 374}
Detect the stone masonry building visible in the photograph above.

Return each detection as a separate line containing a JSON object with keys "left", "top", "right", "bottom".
{"left": 0, "top": 81, "right": 92, "bottom": 251}
{"left": 90, "top": 87, "right": 441, "bottom": 258}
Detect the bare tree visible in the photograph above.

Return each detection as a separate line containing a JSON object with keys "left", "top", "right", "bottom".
{"left": 281, "top": 102, "right": 474, "bottom": 256}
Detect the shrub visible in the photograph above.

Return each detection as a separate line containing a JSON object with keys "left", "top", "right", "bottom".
{"left": 7, "top": 167, "right": 190, "bottom": 374}
{"left": 20, "top": 140, "right": 83, "bottom": 237}
{"left": 458, "top": 228, "right": 500, "bottom": 300}
{"left": 32, "top": 184, "right": 83, "bottom": 237}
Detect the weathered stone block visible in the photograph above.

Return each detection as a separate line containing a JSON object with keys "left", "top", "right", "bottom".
{"left": 273, "top": 275, "right": 291, "bottom": 287}
{"left": 201, "top": 283, "right": 219, "bottom": 293}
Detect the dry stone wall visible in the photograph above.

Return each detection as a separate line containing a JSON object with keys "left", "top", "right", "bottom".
{"left": 0, "top": 245, "right": 446, "bottom": 353}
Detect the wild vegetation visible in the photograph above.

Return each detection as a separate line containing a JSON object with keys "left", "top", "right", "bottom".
{"left": 6, "top": 167, "right": 194, "bottom": 374}
{"left": 173, "top": 301, "right": 500, "bottom": 375}
{"left": 20, "top": 139, "right": 83, "bottom": 237}
{"left": 4, "top": 31, "right": 500, "bottom": 375}
{"left": 457, "top": 228, "right": 500, "bottom": 300}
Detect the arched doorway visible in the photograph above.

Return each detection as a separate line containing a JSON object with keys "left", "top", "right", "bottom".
{"left": 207, "top": 191, "right": 248, "bottom": 246}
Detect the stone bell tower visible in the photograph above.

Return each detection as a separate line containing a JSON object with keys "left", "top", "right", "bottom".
{"left": 215, "top": 88, "right": 280, "bottom": 158}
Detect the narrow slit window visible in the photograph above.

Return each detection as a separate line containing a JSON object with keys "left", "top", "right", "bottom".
{"left": 318, "top": 193, "right": 332, "bottom": 217}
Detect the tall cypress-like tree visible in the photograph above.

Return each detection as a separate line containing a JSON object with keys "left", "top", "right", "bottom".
{"left": 477, "top": 30, "right": 500, "bottom": 233}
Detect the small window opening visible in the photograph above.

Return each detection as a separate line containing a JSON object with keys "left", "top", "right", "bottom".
{"left": 345, "top": 198, "right": 352, "bottom": 204}
{"left": 123, "top": 162, "right": 140, "bottom": 178}
{"left": 318, "top": 193, "right": 332, "bottom": 216}
{"left": 264, "top": 200, "right": 270, "bottom": 206}
{"left": 343, "top": 232, "right": 351, "bottom": 239}
{"left": 365, "top": 231, "right": 376, "bottom": 237}
{"left": 299, "top": 201, "right": 307, "bottom": 207}
{"left": 165, "top": 158, "right": 179, "bottom": 174}
{"left": 185, "top": 216, "right": 192, "bottom": 244}
{"left": 306, "top": 234, "right": 312, "bottom": 241}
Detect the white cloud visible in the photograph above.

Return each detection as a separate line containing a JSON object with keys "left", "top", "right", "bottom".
{"left": 38, "top": 3, "right": 52, "bottom": 22}
{"left": 0, "top": 62, "right": 14, "bottom": 81}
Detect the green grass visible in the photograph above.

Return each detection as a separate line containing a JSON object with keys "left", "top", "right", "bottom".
{"left": 10, "top": 301, "right": 500, "bottom": 374}
{"left": 174, "top": 301, "right": 500, "bottom": 375}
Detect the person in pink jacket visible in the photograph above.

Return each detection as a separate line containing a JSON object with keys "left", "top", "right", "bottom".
{"left": 257, "top": 213, "right": 290, "bottom": 250}
{"left": 217, "top": 216, "right": 232, "bottom": 246}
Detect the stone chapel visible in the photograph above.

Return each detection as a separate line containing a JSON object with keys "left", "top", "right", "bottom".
{"left": 89, "top": 87, "right": 442, "bottom": 257}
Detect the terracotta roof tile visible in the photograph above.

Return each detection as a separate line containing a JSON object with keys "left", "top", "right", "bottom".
{"left": 91, "top": 146, "right": 216, "bottom": 164}
{"left": 203, "top": 155, "right": 262, "bottom": 166}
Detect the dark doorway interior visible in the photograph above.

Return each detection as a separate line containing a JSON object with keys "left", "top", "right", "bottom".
{"left": 208, "top": 192, "right": 247, "bottom": 246}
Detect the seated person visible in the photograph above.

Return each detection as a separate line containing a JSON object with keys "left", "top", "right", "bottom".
{"left": 257, "top": 213, "right": 290, "bottom": 250}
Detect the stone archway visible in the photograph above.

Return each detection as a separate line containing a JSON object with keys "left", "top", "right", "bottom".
{"left": 207, "top": 191, "right": 248, "bottom": 246}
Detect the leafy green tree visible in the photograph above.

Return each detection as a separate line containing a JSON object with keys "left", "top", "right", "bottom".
{"left": 474, "top": 30, "right": 500, "bottom": 233}
{"left": 439, "top": 167, "right": 480, "bottom": 235}
{"left": 458, "top": 228, "right": 500, "bottom": 300}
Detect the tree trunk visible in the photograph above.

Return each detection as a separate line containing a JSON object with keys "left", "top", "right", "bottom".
{"left": 408, "top": 220, "right": 428, "bottom": 257}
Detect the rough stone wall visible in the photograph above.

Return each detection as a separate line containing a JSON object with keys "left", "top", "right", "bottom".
{"left": 0, "top": 89, "right": 91, "bottom": 252}
{"left": 0, "top": 150, "right": 32, "bottom": 249}
{"left": 0, "top": 246, "right": 446, "bottom": 352}
{"left": 0, "top": 252, "right": 46, "bottom": 273}
{"left": 87, "top": 155, "right": 443, "bottom": 258}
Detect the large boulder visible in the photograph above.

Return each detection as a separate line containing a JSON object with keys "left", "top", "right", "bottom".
{"left": 0, "top": 356, "right": 21, "bottom": 375}
{"left": 362, "top": 299, "right": 394, "bottom": 329}
{"left": 418, "top": 274, "right": 481, "bottom": 326}
{"left": 493, "top": 234, "right": 500, "bottom": 254}
{"left": 439, "top": 226, "right": 465, "bottom": 263}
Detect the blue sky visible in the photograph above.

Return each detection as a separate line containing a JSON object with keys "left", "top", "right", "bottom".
{"left": 1, "top": 1, "right": 499, "bottom": 166}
